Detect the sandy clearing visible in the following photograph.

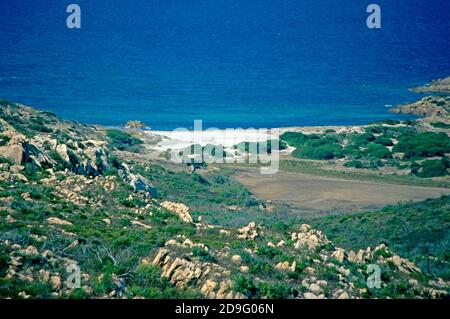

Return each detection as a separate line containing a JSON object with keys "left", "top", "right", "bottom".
{"left": 234, "top": 168, "right": 450, "bottom": 215}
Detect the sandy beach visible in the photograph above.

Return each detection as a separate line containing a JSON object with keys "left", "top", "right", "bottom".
{"left": 145, "top": 125, "right": 365, "bottom": 152}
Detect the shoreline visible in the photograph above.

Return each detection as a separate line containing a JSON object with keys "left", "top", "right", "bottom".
{"left": 141, "top": 123, "right": 400, "bottom": 152}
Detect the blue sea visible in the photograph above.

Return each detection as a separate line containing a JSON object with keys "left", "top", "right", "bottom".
{"left": 0, "top": 0, "right": 449, "bottom": 130}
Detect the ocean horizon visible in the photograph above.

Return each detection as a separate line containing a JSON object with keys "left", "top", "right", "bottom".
{"left": 0, "top": 0, "right": 449, "bottom": 130}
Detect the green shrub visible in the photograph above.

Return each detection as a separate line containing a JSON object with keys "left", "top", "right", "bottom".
{"left": 256, "top": 246, "right": 281, "bottom": 260}
{"left": 351, "top": 133, "right": 375, "bottom": 146}
{"left": 0, "top": 99, "right": 12, "bottom": 107}
{"left": 410, "top": 162, "right": 421, "bottom": 175}
{"left": 69, "top": 288, "right": 91, "bottom": 299}
{"left": 374, "top": 136, "right": 394, "bottom": 146}
{"left": 106, "top": 130, "right": 143, "bottom": 152}
{"left": 344, "top": 160, "right": 364, "bottom": 168}
{"left": 29, "top": 117, "right": 52, "bottom": 133}
{"left": 393, "top": 132, "right": 450, "bottom": 159}
{"left": 310, "top": 196, "right": 450, "bottom": 279}
{"left": 0, "top": 134, "right": 10, "bottom": 147}
{"left": 233, "top": 275, "right": 259, "bottom": 298}
{"left": 0, "top": 156, "right": 14, "bottom": 165}
{"left": 260, "top": 283, "right": 292, "bottom": 299}
{"left": 235, "top": 140, "right": 287, "bottom": 154}
{"left": 430, "top": 122, "right": 450, "bottom": 129}
{"left": 292, "top": 144, "right": 344, "bottom": 160}
{"left": 192, "top": 247, "right": 216, "bottom": 263}
{"left": 415, "top": 159, "right": 449, "bottom": 177}
{"left": 0, "top": 251, "right": 10, "bottom": 277}
{"left": 244, "top": 198, "right": 260, "bottom": 208}
{"left": 281, "top": 132, "right": 344, "bottom": 160}
{"left": 280, "top": 132, "right": 312, "bottom": 147}
{"left": 363, "top": 143, "right": 392, "bottom": 159}
{"left": 343, "top": 144, "right": 362, "bottom": 158}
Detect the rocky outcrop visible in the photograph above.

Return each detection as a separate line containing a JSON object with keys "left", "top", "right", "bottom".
{"left": 118, "top": 163, "right": 157, "bottom": 197}
{"left": 2, "top": 101, "right": 449, "bottom": 300}
{"left": 160, "top": 201, "right": 193, "bottom": 223}
{"left": 0, "top": 143, "right": 25, "bottom": 164}
{"left": 331, "top": 248, "right": 347, "bottom": 263}
{"left": 412, "top": 76, "right": 450, "bottom": 94}
{"left": 275, "top": 261, "right": 296, "bottom": 272}
{"left": 237, "top": 222, "right": 259, "bottom": 240}
{"left": 1, "top": 239, "right": 91, "bottom": 298}
{"left": 291, "top": 224, "right": 330, "bottom": 251}
{"left": 150, "top": 248, "right": 244, "bottom": 299}
{"left": 0, "top": 130, "right": 109, "bottom": 177}
{"left": 389, "top": 96, "right": 449, "bottom": 118}
{"left": 124, "top": 120, "right": 145, "bottom": 129}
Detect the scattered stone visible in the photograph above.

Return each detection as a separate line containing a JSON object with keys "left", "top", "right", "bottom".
{"left": 267, "top": 241, "right": 276, "bottom": 248}
{"left": 131, "top": 220, "right": 152, "bottom": 229}
{"left": 348, "top": 250, "right": 357, "bottom": 262}
{"left": 237, "top": 222, "right": 258, "bottom": 240}
{"left": 336, "top": 290, "right": 350, "bottom": 299}
{"left": 50, "top": 275, "right": 62, "bottom": 289}
{"left": 239, "top": 266, "right": 249, "bottom": 273}
{"left": 124, "top": 120, "right": 145, "bottom": 129}
{"left": 219, "top": 229, "right": 231, "bottom": 236}
{"left": 231, "top": 255, "right": 242, "bottom": 264}
{"left": 331, "top": 248, "right": 346, "bottom": 263}
{"left": 21, "top": 245, "right": 38, "bottom": 256}
{"left": 303, "top": 292, "right": 324, "bottom": 299}
{"left": 47, "top": 217, "right": 73, "bottom": 226}
{"left": 308, "top": 283, "right": 322, "bottom": 294}
{"left": 292, "top": 225, "right": 329, "bottom": 251}
{"left": 160, "top": 201, "right": 193, "bottom": 223}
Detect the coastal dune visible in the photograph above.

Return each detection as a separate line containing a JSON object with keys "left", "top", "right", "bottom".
{"left": 147, "top": 129, "right": 278, "bottom": 151}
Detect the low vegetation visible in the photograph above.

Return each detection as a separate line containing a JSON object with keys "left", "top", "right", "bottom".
{"left": 280, "top": 123, "right": 450, "bottom": 178}
{"left": 0, "top": 101, "right": 449, "bottom": 299}
{"left": 106, "top": 130, "right": 143, "bottom": 153}
{"left": 309, "top": 196, "right": 450, "bottom": 280}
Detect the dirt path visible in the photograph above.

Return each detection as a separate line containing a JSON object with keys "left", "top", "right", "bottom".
{"left": 234, "top": 168, "right": 450, "bottom": 215}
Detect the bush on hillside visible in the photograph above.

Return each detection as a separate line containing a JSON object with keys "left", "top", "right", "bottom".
{"left": 107, "top": 130, "right": 143, "bottom": 152}
{"left": 393, "top": 132, "right": 450, "bottom": 159}
{"left": 412, "top": 158, "right": 449, "bottom": 178}
{"left": 363, "top": 143, "right": 392, "bottom": 159}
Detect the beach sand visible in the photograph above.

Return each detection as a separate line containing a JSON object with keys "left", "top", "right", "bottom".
{"left": 145, "top": 125, "right": 365, "bottom": 152}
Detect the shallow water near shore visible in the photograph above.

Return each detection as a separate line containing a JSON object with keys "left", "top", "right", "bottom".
{"left": 0, "top": 1, "right": 449, "bottom": 129}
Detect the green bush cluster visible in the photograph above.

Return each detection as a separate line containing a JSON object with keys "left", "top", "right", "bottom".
{"left": 281, "top": 131, "right": 345, "bottom": 160}
{"left": 282, "top": 125, "right": 450, "bottom": 178}
{"left": 411, "top": 158, "right": 450, "bottom": 177}
{"left": 292, "top": 144, "right": 344, "bottom": 160}
{"left": 106, "top": 130, "right": 143, "bottom": 152}
{"left": 192, "top": 247, "right": 216, "bottom": 263}
{"left": 430, "top": 122, "right": 450, "bottom": 129}
{"left": 0, "top": 134, "right": 10, "bottom": 147}
{"left": 393, "top": 132, "right": 450, "bottom": 159}
{"left": 234, "top": 140, "right": 287, "bottom": 154}
{"left": 128, "top": 264, "right": 199, "bottom": 299}
{"left": 362, "top": 143, "right": 392, "bottom": 159}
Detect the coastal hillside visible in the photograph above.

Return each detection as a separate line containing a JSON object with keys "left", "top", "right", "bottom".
{"left": 0, "top": 100, "right": 449, "bottom": 299}
{"left": 390, "top": 76, "right": 450, "bottom": 123}
{"left": 411, "top": 77, "right": 450, "bottom": 94}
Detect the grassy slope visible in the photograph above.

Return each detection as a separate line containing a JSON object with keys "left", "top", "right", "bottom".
{"left": 1, "top": 101, "right": 449, "bottom": 298}
{"left": 309, "top": 196, "right": 450, "bottom": 280}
